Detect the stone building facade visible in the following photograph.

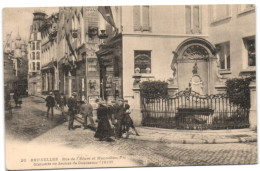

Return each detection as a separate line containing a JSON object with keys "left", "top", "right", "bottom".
{"left": 39, "top": 13, "right": 59, "bottom": 94}
{"left": 96, "top": 5, "right": 256, "bottom": 126}
{"left": 28, "top": 11, "right": 46, "bottom": 95}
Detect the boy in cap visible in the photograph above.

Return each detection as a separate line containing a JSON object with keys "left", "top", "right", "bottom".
{"left": 122, "top": 104, "right": 140, "bottom": 138}
{"left": 67, "top": 92, "right": 78, "bottom": 130}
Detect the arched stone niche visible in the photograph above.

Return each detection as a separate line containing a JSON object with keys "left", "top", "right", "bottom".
{"left": 170, "top": 37, "right": 217, "bottom": 95}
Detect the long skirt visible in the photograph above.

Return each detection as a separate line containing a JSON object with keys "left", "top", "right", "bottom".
{"left": 94, "top": 118, "right": 114, "bottom": 139}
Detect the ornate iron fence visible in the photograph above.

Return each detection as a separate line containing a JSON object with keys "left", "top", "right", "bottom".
{"left": 141, "top": 90, "right": 249, "bottom": 130}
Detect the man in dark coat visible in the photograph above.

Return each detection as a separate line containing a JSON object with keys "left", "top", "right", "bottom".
{"left": 45, "top": 92, "right": 55, "bottom": 119}
{"left": 67, "top": 92, "right": 78, "bottom": 130}
{"left": 13, "top": 89, "right": 20, "bottom": 107}
{"left": 114, "top": 99, "right": 125, "bottom": 139}
{"left": 94, "top": 99, "right": 114, "bottom": 141}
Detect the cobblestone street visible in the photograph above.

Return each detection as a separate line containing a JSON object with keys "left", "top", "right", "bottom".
{"left": 5, "top": 96, "right": 258, "bottom": 167}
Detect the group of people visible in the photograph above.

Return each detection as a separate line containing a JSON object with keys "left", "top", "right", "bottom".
{"left": 45, "top": 91, "right": 139, "bottom": 141}
{"left": 45, "top": 92, "right": 67, "bottom": 119}
{"left": 94, "top": 98, "right": 139, "bottom": 141}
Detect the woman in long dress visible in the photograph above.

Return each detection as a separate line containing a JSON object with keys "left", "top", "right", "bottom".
{"left": 94, "top": 100, "right": 114, "bottom": 141}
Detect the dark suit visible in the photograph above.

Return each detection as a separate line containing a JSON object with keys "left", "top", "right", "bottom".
{"left": 67, "top": 97, "right": 77, "bottom": 130}
{"left": 45, "top": 95, "right": 55, "bottom": 118}
{"left": 114, "top": 104, "right": 125, "bottom": 138}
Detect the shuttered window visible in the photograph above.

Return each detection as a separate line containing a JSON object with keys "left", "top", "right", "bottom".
{"left": 142, "top": 6, "right": 150, "bottom": 31}
{"left": 133, "top": 6, "right": 141, "bottom": 31}
{"left": 186, "top": 6, "right": 191, "bottom": 34}
{"left": 186, "top": 5, "right": 201, "bottom": 34}
{"left": 193, "top": 6, "right": 200, "bottom": 33}
{"left": 133, "top": 6, "right": 151, "bottom": 31}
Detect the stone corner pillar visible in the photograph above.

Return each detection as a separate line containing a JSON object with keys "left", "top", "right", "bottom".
{"left": 128, "top": 74, "right": 143, "bottom": 126}
{"left": 130, "top": 88, "right": 142, "bottom": 126}
{"left": 249, "top": 79, "right": 257, "bottom": 130}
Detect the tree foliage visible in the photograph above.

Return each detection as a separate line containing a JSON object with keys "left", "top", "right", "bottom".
{"left": 226, "top": 77, "right": 254, "bottom": 109}
{"left": 140, "top": 81, "right": 168, "bottom": 99}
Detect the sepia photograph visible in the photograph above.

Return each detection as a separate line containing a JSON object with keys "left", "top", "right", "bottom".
{"left": 1, "top": 1, "right": 258, "bottom": 171}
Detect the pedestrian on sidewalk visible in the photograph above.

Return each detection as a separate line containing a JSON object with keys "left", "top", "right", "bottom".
{"left": 67, "top": 92, "right": 78, "bottom": 130}
{"left": 80, "top": 98, "right": 95, "bottom": 130}
{"left": 122, "top": 104, "right": 140, "bottom": 138}
{"left": 13, "top": 89, "right": 20, "bottom": 107}
{"left": 114, "top": 99, "right": 125, "bottom": 139}
{"left": 60, "top": 93, "right": 67, "bottom": 116}
{"left": 45, "top": 92, "right": 55, "bottom": 119}
{"left": 94, "top": 99, "right": 114, "bottom": 141}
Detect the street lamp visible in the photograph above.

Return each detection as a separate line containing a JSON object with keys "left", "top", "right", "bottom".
{"left": 98, "top": 30, "right": 108, "bottom": 45}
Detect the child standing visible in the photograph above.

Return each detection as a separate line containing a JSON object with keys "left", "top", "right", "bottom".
{"left": 122, "top": 104, "right": 140, "bottom": 138}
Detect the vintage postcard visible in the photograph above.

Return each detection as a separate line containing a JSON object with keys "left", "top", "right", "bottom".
{"left": 3, "top": 4, "right": 257, "bottom": 170}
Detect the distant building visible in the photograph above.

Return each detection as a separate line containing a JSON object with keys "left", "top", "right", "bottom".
{"left": 28, "top": 11, "right": 46, "bottom": 95}
{"left": 4, "top": 32, "right": 28, "bottom": 95}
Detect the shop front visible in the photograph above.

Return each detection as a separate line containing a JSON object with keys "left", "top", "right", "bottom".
{"left": 41, "top": 61, "right": 57, "bottom": 95}
{"left": 96, "top": 34, "right": 123, "bottom": 102}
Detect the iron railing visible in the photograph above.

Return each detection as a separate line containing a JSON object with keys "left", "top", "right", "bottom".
{"left": 141, "top": 90, "right": 249, "bottom": 130}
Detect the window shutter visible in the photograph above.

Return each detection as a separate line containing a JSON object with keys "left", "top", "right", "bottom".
{"left": 186, "top": 6, "right": 191, "bottom": 34}
{"left": 142, "top": 6, "right": 150, "bottom": 31}
{"left": 193, "top": 5, "right": 200, "bottom": 33}
{"left": 133, "top": 6, "right": 141, "bottom": 31}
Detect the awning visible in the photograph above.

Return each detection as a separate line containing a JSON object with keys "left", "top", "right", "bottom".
{"left": 41, "top": 60, "right": 57, "bottom": 71}
{"left": 96, "top": 33, "right": 122, "bottom": 58}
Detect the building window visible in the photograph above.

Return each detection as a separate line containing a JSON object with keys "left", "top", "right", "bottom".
{"left": 134, "top": 51, "right": 151, "bottom": 74}
{"left": 36, "top": 41, "right": 40, "bottom": 50}
{"left": 239, "top": 4, "right": 255, "bottom": 13}
{"left": 32, "top": 42, "right": 35, "bottom": 50}
{"left": 211, "top": 5, "right": 230, "bottom": 23}
{"left": 37, "top": 52, "right": 40, "bottom": 60}
{"left": 243, "top": 37, "right": 255, "bottom": 67}
{"left": 216, "top": 42, "right": 230, "bottom": 70}
{"left": 133, "top": 6, "right": 151, "bottom": 31}
{"left": 32, "top": 62, "right": 35, "bottom": 71}
{"left": 186, "top": 5, "right": 201, "bottom": 34}
{"left": 32, "top": 52, "right": 35, "bottom": 60}
{"left": 37, "top": 62, "right": 40, "bottom": 70}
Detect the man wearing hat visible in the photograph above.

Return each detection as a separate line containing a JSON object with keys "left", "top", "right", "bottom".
{"left": 80, "top": 98, "right": 95, "bottom": 130}
{"left": 45, "top": 92, "right": 55, "bottom": 119}
{"left": 67, "top": 92, "right": 78, "bottom": 130}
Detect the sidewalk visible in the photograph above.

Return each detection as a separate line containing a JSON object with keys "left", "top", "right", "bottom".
{"left": 70, "top": 116, "right": 257, "bottom": 144}
{"left": 30, "top": 95, "right": 258, "bottom": 144}
{"left": 132, "top": 126, "right": 257, "bottom": 144}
